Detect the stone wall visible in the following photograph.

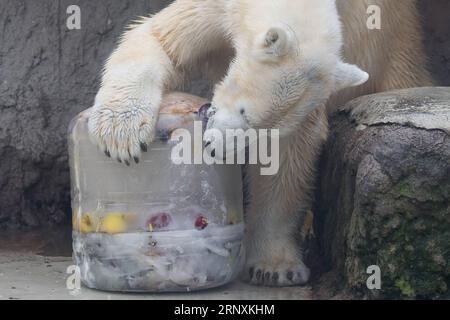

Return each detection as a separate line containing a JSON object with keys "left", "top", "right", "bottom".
{"left": 0, "top": 0, "right": 173, "bottom": 228}
{"left": 420, "top": 0, "right": 450, "bottom": 86}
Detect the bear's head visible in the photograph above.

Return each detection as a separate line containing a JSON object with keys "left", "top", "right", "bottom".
{"left": 205, "top": 0, "right": 368, "bottom": 139}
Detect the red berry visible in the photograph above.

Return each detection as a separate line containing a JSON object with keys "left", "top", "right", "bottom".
{"left": 148, "top": 212, "right": 172, "bottom": 230}
{"left": 195, "top": 215, "right": 208, "bottom": 230}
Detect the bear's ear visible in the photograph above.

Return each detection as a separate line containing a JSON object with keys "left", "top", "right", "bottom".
{"left": 259, "top": 27, "right": 291, "bottom": 58}
{"left": 334, "top": 62, "right": 369, "bottom": 92}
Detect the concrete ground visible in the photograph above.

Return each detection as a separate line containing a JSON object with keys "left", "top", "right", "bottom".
{"left": 0, "top": 229, "right": 311, "bottom": 300}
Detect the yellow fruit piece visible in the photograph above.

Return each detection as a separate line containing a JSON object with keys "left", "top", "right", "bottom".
{"left": 72, "top": 210, "right": 79, "bottom": 230}
{"left": 99, "top": 213, "right": 129, "bottom": 234}
{"left": 226, "top": 208, "right": 241, "bottom": 225}
{"left": 79, "top": 213, "right": 98, "bottom": 233}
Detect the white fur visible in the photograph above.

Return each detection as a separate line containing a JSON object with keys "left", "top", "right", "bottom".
{"left": 89, "top": 0, "right": 432, "bottom": 286}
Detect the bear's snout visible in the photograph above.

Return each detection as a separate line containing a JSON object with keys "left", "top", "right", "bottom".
{"left": 198, "top": 103, "right": 212, "bottom": 131}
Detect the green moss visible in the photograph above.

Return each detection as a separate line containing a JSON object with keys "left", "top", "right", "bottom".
{"left": 395, "top": 278, "right": 416, "bottom": 298}
{"left": 412, "top": 274, "right": 448, "bottom": 298}
{"left": 392, "top": 178, "right": 448, "bottom": 203}
{"left": 344, "top": 172, "right": 450, "bottom": 299}
{"left": 394, "top": 181, "right": 415, "bottom": 199}
{"left": 349, "top": 213, "right": 450, "bottom": 298}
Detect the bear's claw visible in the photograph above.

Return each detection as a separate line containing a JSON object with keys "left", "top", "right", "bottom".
{"left": 88, "top": 104, "right": 156, "bottom": 165}
{"left": 140, "top": 142, "right": 148, "bottom": 152}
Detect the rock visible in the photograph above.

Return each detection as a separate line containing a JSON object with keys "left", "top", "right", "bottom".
{"left": 342, "top": 87, "right": 450, "bottom": 134}
{"left": 316, "top": 87, "right": 450, "bottom": 299}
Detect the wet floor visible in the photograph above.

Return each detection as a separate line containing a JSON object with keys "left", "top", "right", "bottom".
{"left": 0, "top": 229, "right": 314, "bottom": 300}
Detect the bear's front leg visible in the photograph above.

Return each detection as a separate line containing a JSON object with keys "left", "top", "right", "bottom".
{"left": 89, "top": 0, "right": 228, "bottom": 163}
{"left": 243, "top": 115, "right": 327, "bottom": 286}
{"left": 88, "top": 20, "right": 174, "bottom": 164}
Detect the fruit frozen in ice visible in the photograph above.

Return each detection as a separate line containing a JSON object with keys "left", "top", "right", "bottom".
{"left": 99, "top": 213, "right": 129, "bottom": 234}
{"left": 79, "top": 213, "right": 98, "bottom": 233}
{"left": 72, "top": 210, "right": 79, "bottom": 230}
{"left": 195, "top": 215, "right": 208, "bottom": 230}
{"left": 147, "top": 212, "right": 172, "bottom": 231}
{"left": 226, "top": 208, "right": 241, "bottom": 225}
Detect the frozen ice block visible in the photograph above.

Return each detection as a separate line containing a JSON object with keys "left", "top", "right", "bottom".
{"left": 69, "top": 92, "right": 245, "bottom": 292}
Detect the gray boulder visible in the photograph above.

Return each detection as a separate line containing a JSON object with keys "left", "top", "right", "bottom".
{"left": 316, "top": 87, "right": 450, "bottom": 298}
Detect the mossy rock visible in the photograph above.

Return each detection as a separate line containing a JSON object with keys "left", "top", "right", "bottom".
{"left": 316, "top": 88, "right": 450, "bottom": 299}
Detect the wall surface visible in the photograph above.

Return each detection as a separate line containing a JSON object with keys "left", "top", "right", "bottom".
{"left": 420, "top": 0, "right": 450, "bottom": 86}
{"left": 0, "top": 0, "right": 449, "bottom": 229}
{"left": 0, "top": 0, "right": 173, "bottom": 228}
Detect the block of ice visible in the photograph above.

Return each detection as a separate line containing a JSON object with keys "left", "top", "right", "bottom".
{"left": 69, "top": 93, "right": 245, "bottom": 292}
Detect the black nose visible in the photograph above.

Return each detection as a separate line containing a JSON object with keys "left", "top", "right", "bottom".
{"left": 198, "top": 103, "right": 212, "bottom": 131}
{"left": 199, "top": 103, "right": 211, "bottom": 121}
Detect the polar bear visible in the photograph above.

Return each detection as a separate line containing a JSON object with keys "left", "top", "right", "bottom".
{"left": 88, "top": 0, "right": 432, "bottom": 286}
